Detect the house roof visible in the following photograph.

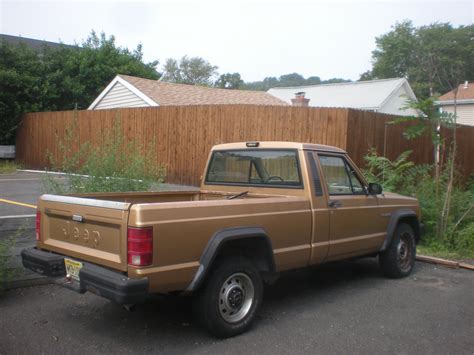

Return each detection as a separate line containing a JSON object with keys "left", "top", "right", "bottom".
{"left": 438, "top": 82, "right": 474, "bottom": 103}
{"left": 90, "top": 74, "right": 289, "bottom": 108}
{"left": 267, "top": 78, "right": 416, "bottom": 110}
{"left": 0, "top": 34, "right": 76, "bottom": 51}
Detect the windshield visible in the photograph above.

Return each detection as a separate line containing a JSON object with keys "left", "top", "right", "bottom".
{"left": 205, "top": 149, "right": 302, "bottom": 188}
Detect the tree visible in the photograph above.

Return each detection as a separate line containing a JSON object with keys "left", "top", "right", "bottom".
{"left": 215, "top": 73, "right": 244, "bottom": 89}
{"left": 161, "top": 55, "right": 218, "bottom": 86}
{"left": 242, "top": 73, "right": 350, "bottom": 91}
{"left": 362, "top": 21, "right": 474, "bottom": 99}
{"left": 0, "top": 41, "right": 46, "bottom": 144}
{"left": 43, "top": 31, "right": 159, "bottom": 110}
{"left": 0, "top": 31, "right": 160, "bottom": 144}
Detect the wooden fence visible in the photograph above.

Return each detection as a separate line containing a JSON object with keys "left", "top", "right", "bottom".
{"left": 15, "top": 105, "right": 474, "bottom": 186}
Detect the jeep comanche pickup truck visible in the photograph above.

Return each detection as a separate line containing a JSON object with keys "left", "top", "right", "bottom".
{"left": 22, "top": 141, "right": 423, "bottom": 337}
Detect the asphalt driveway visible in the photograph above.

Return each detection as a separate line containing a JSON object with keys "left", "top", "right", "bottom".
{"left": 0, "top": 260, "right": 472, "bottom": 354}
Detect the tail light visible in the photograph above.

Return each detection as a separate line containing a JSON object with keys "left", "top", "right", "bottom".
{"left": 35, "top": 211, "right": 41, "bottom": 241}
{"left": 127, "top": 227, "right": 153, "bottom": 267}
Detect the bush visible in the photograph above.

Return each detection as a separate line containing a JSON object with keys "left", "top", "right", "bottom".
{"left": 363, "top": 150, "right": 474, "bottom": 258}
{"left": 44, "top": 116, "right": 165, "bottom": 194}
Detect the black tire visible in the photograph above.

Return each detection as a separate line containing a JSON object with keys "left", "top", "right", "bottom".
{"left": 193, "top": 256, "right": 263, "bottom": 338}
{"left": 379, "top": 223, "right": 416, "bottom": 278}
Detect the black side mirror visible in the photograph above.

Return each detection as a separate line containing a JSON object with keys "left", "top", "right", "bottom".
{"left": 368, "top": 183, "right": 383, "bottom": 195}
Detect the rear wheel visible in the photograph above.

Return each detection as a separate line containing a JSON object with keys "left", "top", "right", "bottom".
{"left": 379, "top": 223, "right": 416, "bottom": 278}
{"left": 193, "top": 256, "right": 263, "bottom": 338}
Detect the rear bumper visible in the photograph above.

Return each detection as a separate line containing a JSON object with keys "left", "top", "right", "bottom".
{"left": 21, "top": 248, "right": 149, "bottom": 304}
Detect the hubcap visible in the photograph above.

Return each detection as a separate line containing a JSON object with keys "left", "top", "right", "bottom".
{"left": 397, "top": 232, "right": 413, "bottom": 272}
{"left": 219, "top": 273, "right": 254, "bottom": 323}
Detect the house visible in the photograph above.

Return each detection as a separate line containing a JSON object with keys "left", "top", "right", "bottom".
{"left": 88, "top": 75, "right": 288, "bottom": 109}
{"left": 267, "top": 78, "right": 418, "bottom": 116}
{"left": 436, "top": 82, "right": 474, "bottom": 126}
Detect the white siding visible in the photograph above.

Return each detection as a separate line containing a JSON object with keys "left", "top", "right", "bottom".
{"left": 441, "top": 104, "right": 474, "bottom": 126}
{"left": 94, "top": 81, "right": 150, "bottom": 110}
{"left": 379, "top": 85, "right": 418, "bottom": 116}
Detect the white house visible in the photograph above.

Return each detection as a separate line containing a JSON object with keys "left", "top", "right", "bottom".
{"left": 436, "top": 81, "right": 474, "bottom": 127}
{"left": 267, "top": 78, "right": 418, "bottom": 116}
{"left": 88, "top": 74, "right": 288, "bottom": 110}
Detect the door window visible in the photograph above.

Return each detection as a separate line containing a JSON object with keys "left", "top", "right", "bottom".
{"left": 319, "top": 155, "right": 365, "bottom": 195}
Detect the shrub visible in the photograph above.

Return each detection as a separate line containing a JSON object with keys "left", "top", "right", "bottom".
{"left": 363, "top": 149, "right": 474, "bottom": 258}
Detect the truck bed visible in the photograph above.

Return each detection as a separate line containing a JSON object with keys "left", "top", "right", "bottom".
{"left": 36, "top": 190, "right": 311, "bottom": 288}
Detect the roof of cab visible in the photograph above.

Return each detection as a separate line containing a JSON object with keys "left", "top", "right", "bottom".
{"left": 211, "top": 141, "right": 346, "bottom": 153}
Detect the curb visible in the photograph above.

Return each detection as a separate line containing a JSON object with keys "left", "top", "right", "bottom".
{"left": 416, "top": 255, "right": 474, "bottom": 270}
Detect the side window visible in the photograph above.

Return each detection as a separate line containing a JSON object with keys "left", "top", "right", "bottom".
{"left": 319, "top": 155, "right": 366, "bottom": 195}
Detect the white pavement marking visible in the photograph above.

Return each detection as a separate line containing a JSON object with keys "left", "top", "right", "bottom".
{"left": 0, "top": 214, "right": 36, "bottom": 219}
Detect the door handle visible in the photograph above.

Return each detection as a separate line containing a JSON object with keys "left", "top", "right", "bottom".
{"left": 328, "top": 200, "right": 342, "bottom": 208}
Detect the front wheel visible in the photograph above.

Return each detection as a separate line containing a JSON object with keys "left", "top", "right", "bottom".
{"left": 193, "top": 256, "right": 263, "bottom": 338}
{"left": 379, "top": 223, "right": 416, "bottom": 278}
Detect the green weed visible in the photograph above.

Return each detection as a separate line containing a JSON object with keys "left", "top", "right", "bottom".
{"left": 44, "top": 115, "right": 165, "bottom": 194}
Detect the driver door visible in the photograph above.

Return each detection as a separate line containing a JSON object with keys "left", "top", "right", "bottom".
{"left": 317, "top": 153, "right": 386, "bottom": 260}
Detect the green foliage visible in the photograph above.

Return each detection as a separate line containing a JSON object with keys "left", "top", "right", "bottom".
{"left": 362, "top": 149, "right": 474, "bottom": 257}
{"left": 161, "top": 55, "right": 218, "bottom": 86}
{"left": 45, "top": 116, "right": 166, "bottom": 194}
{"left": 242, "top": 73, "right": 350, "bottom": 91}
{"left": 0, "top": 31, "right": 160, "bottom": 144}
{"left": 0, "top": 41, "right": 46, "bottom": 144}
{"left": 362, "top": 20, "right": 474, "bottom": 99}
{"left": 363, "top": 149, "right": 430, "bottom": 194}
{"left": 395, "top": 97, "right": 454, "bottom": 145}
{"left": 215, "top": 72, "right": 244, "bottom": 89}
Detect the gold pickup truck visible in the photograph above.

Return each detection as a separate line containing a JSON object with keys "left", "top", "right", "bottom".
{"left": 22, "top": 141, "right": 423, "bottom": 337}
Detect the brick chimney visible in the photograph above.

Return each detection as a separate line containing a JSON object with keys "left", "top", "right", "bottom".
{"left": 291, "top": 92, "right": 310, "bottom": 107}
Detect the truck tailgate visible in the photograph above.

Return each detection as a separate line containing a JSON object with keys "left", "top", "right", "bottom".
{"left": 38, "top": 194, "right": 131, "bottom": 271}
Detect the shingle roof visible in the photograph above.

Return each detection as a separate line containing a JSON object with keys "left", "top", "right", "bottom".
{"left": 438, "top": 82, "right": 474, "bottom": 101}
{"left": 267, "top": 78, "right": 414, "bottom": 109}
{"left": 0, "top": 34, "right": 76, "bottom": 51}
{"left": 117, "top": 75, "right": 288, "bottom": 106}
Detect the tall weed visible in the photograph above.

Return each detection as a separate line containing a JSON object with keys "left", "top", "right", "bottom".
{"left": 44, "top": 116, "right": 165, "bottom": 194}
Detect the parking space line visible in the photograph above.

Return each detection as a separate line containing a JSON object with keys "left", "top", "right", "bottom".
{"left": 0, "top": 214, "right": 36, "bottom": 219}
{"left": 0, "top": 198, "right": 37, "bottom": 209}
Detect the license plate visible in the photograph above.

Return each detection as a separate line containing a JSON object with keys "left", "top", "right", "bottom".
{"left": 64, "top": 258, "right": 83, "bottom": 281}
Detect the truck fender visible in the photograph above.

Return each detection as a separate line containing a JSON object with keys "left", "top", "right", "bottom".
{"left": 186, "top": 226, "right": 275, "bottom": 292}
{"left": 379, "top": 208, "right": 420, "bottom": 252}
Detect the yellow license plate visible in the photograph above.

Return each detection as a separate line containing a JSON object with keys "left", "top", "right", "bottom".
{"left": 64, "top": 258, "right": 83, "bottom": 281}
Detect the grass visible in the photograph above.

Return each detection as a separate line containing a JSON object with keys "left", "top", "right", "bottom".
{"left": 0, "top": 160, "right": 22, "bottom": 174}
{"left": 417, "top": 244, "right": 474, "bottom": 262}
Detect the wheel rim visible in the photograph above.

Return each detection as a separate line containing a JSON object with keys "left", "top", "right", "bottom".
{"left": 219, "top": 272, "right": 255, "bottom": 323}
{"left": 397, "top": 232, "right": 413, "bottom": 272}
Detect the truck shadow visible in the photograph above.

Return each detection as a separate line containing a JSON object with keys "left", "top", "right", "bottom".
{"left": 77, "top": 258, "right": 420, "bottom": 345}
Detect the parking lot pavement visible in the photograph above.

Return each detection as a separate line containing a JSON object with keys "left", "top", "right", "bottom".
{"left": 0, "top": 260, "right": 472, "bottom": 354}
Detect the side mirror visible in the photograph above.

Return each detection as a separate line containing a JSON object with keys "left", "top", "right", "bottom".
{"left": 368, "top": 183, "right": 383, "bottom": 195}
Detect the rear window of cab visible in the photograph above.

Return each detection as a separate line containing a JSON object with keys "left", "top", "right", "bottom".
{"left": 205, "top": 149, "right": 303, "bottom": 188}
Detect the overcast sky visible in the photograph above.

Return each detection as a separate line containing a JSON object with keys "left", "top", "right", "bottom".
{"left": 1, "top": 0, "right": 472, "bottom": 82}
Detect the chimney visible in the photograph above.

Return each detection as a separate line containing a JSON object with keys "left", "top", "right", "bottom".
{"left": 464, "top": 81, "right": 469, "bottom": 89}
{"left": 291, "top": 92, "right": 310, "bottom": 107}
